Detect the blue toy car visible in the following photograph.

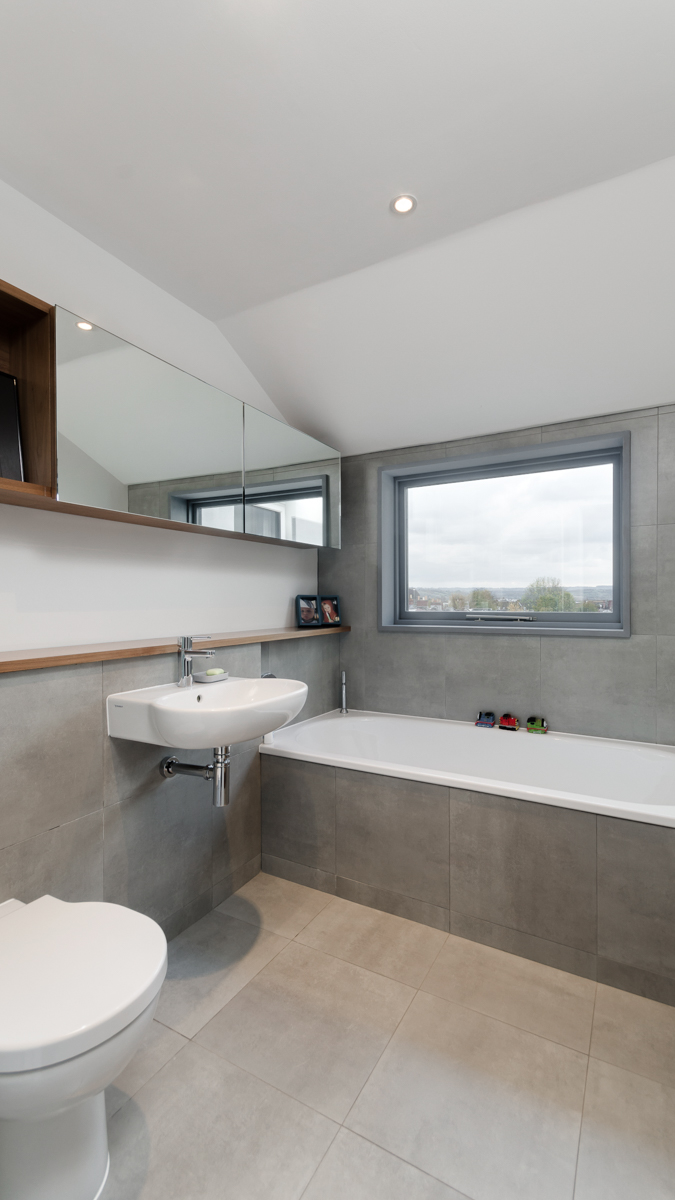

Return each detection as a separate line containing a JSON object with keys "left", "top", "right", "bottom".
{"left": 475, "top": 711, "right": 496, "bottom": 727}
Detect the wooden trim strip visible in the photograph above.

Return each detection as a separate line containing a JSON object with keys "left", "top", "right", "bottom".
{"left": 0, "top": 488, "right": 320, "bottom": 550}
{"left": 0, "top": 625, "right": 349, "bottom": 674}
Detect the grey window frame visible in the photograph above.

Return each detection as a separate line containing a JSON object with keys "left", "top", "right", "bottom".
{"left": 169, "top": 474, "right": 330, "bottom": 546}
{"left": 379, "top": 433, "right": 630, "bottom": 637}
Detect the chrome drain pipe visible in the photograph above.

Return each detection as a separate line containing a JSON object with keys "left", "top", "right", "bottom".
{"left": 160, "top": 746, "right": 231, "bottom": 806}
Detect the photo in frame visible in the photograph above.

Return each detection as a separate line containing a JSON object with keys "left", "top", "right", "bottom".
{"left": 319, "top": 596, "right": 341, "bottom": 626}
{"left": 296, "top": 594, "right": 321, "bottom": 626}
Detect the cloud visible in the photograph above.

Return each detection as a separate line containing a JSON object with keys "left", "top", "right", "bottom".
{"left": 407, "top": 463, "right": 613, "bottom": 588}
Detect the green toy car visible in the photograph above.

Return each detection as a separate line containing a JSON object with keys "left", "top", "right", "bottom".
{"left": 526, "top": 716, "right": 548, "bottom": 734}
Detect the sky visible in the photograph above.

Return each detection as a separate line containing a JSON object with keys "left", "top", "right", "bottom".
{"left": 407, "top": 463, "right": 613, "bottom": 590}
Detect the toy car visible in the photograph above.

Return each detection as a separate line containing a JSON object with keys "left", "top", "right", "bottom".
{"left": 475, "top": 711, "right": 496, "bottom": 727}
{"left": 526, "top": 716, "right": 548, "bottom": 734}
{"left": 499, "top": 713, "right": 520, "bottom": 731}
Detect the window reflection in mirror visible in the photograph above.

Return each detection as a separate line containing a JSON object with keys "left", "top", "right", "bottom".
{"left": 242, "top": 404, "right": 340, "bottom": 547}
{"left": 55, "top": 308, "right": 340, "bottom": 547}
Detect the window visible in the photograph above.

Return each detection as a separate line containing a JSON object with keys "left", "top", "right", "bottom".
{"left": 380, "top": 435, "right": 630, "bottom": 636}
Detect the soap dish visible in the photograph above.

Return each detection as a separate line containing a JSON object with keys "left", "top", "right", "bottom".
{"left": 192, "top": 670, "right": 230, "bottom": 684}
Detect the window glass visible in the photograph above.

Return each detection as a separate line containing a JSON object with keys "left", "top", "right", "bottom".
{"left": 406, "top": 462, "right": 613, "bottom": 614}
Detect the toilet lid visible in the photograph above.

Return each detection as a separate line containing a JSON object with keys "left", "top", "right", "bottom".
{"left": 0, "top": 896, "right": 167, "bottom": 1072}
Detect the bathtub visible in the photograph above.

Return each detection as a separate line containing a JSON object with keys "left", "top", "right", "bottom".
{"left": 261, "top": 709, "right": 675, "bottom": 828}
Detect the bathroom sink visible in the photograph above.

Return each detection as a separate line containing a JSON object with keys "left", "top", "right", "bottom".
{"left": 107, "top": 677, "right": 308, "bottom": 749}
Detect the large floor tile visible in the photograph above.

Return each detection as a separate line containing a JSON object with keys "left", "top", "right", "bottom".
{"left": 217, "top": 871, "right": 333, "bottom": 938}
{"left": 346, "top": 990, "right": 587, "bottom": 1200}
{"left": 104, "top": 1042, "right": 337, "bottom": 1200}
{"left": 590, "top": 982, "right": 675, "bottom": 1087}
{"left": 303, "top": 1129, "right": 469, "bottom": 1200}
{"left": 421, "top": 935, "right": 596, "bottom": 1052}
{"left": 296, "top": 896, "right": 447, "bottom": 987}
{"left": 105, "top": 1020, "right": 188, "bottom": 1118}
{"left": 154, "top": 910, "right": 287, "bottom": 1038}
{"left": 575, "top": 1058, "right": 675, "bottom": 1200}
{"left": 195, "top": 941, "right": 414, "bottom": 1122}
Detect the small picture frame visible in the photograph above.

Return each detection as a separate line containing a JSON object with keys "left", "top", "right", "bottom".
{"left": 296, "top": 595, "right": 321, "bottom": 626}
{"left": 319, "top": 596, "right": 341, "bottom": 626}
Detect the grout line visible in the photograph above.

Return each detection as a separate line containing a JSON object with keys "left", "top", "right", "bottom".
{"left": 571, "top": 983, "right": 598, "bottom": 1197}
{"left": 186, "top": 1038, "right": 344, "bottom": 1126}
{"left": 415, "top": 985, "right": 594, "bottom": 1057}
{"left": 333, "top": 1129, "right": 477, "bottom": 1200}
{"left": 449, "top": 909, "right": 598, "bottom": 971}
{"left": 340, "top": 981, "right": 419, "bottom": 1130}
{"left": 297, "top": 1126, "right": 341, "bottom": 1200}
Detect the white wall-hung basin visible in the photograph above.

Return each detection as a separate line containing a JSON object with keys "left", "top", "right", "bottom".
{"left": 107, "top": 677, "right": 308, "bottom": 749}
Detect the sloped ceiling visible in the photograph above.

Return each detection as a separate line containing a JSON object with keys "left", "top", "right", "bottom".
{"left": 1, "top": 1, "right": 675, "bottom": 318}
{"left": 221, "top": 158, "right": 675, "bottom": 455}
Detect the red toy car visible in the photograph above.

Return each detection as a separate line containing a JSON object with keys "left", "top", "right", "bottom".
{"left": 499, "top": 713, "right": 520, "bottom": 731}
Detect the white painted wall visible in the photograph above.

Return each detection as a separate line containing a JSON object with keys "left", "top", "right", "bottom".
{"left": 0, "top": 180, "right": 315, "bottom": 650}
{"left": 0, "top": 505, "right": 316, "bottom": 650}
{"left": 222, "top": 157, "right": 675, "bottom": 455}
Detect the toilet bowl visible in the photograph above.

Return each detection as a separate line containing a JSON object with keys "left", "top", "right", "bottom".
{"left": 0, "top": 895, "right": 167, "bottom": 1200}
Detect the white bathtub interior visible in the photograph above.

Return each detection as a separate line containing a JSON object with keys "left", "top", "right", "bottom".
{"left": 262, "top": 709, "right": 675, "bottom": 827}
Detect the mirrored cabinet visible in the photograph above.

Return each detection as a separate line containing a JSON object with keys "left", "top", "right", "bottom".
{"left": 52, "top": 306, "right": 340, "bottom": 548}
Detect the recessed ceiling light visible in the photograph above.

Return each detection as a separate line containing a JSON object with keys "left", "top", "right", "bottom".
{"left": 77, "top": 321, "right": 93, "bottom": 330}
{"left": 390, "top": 194, "right": 417, "bottom": 215}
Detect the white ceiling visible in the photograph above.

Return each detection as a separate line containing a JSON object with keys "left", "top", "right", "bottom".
{"left": 221, "top": 157, "right": 675, "bottom": 455}
{"left": 2, "top": 1, "right": 675, "bottom": 319}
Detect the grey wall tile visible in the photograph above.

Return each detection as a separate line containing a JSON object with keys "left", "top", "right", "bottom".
{"left": 337, "top": 876, "right": 449, "bottom": 932}
{"left": 261, "top": 756, "right": 336, "bottom": 872}
{"left": 445, "top": 635, "right": 541, "bottom": 724}
{"left": 656, "top": 636, "right": 675, "bottom": 744}
{"left": 338, "top": 631, "right": 366, "bottom": 712}
{"left": 262, "top": 852, "right": 337, "bottom": 894}
{"left": 0, "top": 663, "right": 103, "bottom": 850}
{"left": 597, "top": 958, "right": 675, "bottom": 1008}
{"left": 597, "top": 816, "right": 675, "bottom": 979}
{"left": 212, "top": 854, "right": 261, "bottom": 908}
{"left": 364, "top": 632, "right": 448, "bottom": 718}
{"left": 127, "top": 482, "right": 160, "bottom": 518}
{"left": 450, "top": 911, "right": 597, "bottom": 980}
{"left": 103, "top": 774, "right": 213, "bottom": 925}
{"left": 0, "top": 811, "right": 103, "bottom": 905}
{"left": 657, "top": 524, "right": 675, "bottom": 635}
{"left": 631, "top": 525, "right": 657, "bottom": 635}
{"left": 450, "top": 789, "right": 597, "bottom": 953}
{"left": 318, "top": 544, "right": 365, "bottom": 631}
{"left": 338, "top": 458, "right": 368, "bottom": 547}
{"left": 657, "top": 411, "right": 675, "bottom": 524}
{"left": 212, "top": 747, "right": 261, "bottom": 885}
{"left": 262, "top": 634, "right": 341, "bottom": 722}
{"left": 162, "top": 890, "right": 213, "bottom": 942}
{"left": 540, "top": 635, "right": 657, "bottom": 742}
{"left": 336, "top": 769, "right": 449, "bottom": 909}
{"left": 103, "top": 654, "right": 177, "bottom": 808}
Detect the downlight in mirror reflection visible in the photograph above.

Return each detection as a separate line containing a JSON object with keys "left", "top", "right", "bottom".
{"left": 76, "top": 321, "right": 93, "bottom": 330}
{"left": 390, "top": 194, "right": 417, "bottom": 214}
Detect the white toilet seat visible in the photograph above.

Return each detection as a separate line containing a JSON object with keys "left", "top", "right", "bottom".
{"left": 0, "top": 895, "right": 167, "bottom": 1072}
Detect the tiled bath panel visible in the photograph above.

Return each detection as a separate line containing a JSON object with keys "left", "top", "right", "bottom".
{"left": 0, "top": 634, "right": 340, "bottom": 939}
{"left": 261, "top": 757, "right": 675, "bottom": 1005}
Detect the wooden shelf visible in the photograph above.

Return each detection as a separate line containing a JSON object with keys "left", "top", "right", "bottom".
{"left": 0, "top": 476, "right": 52, "bottom": 497}
{"left": 0, "top": 625, "right": 349, "bottom": 674}
{"left": 0, "top": 278, "right": 56, "bottom": 497}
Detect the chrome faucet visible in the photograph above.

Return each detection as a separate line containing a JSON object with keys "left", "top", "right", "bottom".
{"left": 178, "top": 635, "right": 215, "bottom": 687}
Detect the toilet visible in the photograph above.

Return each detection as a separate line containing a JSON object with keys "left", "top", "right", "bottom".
{"left": 0, "top": 894, "right": 168, "bottom": 1200}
